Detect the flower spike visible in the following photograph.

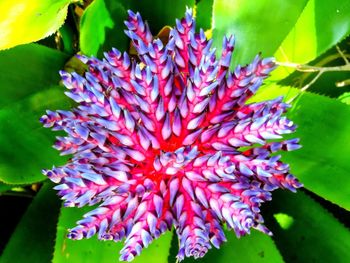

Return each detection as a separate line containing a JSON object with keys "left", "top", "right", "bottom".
{"left": 41, "top": 8, "right": 302, "bottom": 262}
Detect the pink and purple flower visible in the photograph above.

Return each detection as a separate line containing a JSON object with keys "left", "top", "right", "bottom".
{"left": 41, "top": 9, "right": 302, "bottom": 261}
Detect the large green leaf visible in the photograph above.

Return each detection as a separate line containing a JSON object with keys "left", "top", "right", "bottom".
{"left": 53, "top": 206, "right": 173, "bottom": 263}
{"left": 80, "top": 0, "right": 129, "bottom": 57}
{"left": 212, "top": 0, "right": 308, "bottom": 65}
{"left": 172, "top": 230, "right": 284, "bottom": 263}
{"left": 264, "top": 190, "right": 350, "bottom": 262}
{"left": 0, "top": 0, "right": 74, "bottom": 50}
{"left": 253, "top": 85, "right": 350, "bottom": 210}
{"left": 272, "top": 0, "right": 350, "bottom": 80}
{"left": 0, "top": 182, "right": 61, "bottom": 263}
{"left": 0, "top": 44, "right": 71, "bottom": 184}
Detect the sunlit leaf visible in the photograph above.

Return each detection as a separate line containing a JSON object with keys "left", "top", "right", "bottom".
{"left": 0, "top": 44, "right": 71, "bottom": 184}
{"left": 0, "top": 0, "right": 74, "bottom": 50}
{"left": 264, "top": 190, "right": 350, "bottom": 262}
{"left": 272, "top": 0, "right": 350, "bottom": 80}
{"left": 52, "top": 206, "right": 173, "bottom": 263}
{"left": 212, "top": 0, "right": 308, "bottom": 65}
{"left": 339, "top": 91, "right": 350, "bottom": 105}
{"left": 0, "top": 182, "right": 61, "bottom": 263}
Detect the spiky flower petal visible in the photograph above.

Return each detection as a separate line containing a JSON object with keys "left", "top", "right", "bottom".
{"left": 41, "top": 9, "right": 302, "bottom": 261}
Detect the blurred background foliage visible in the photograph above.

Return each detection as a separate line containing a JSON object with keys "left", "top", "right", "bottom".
{"left": 0, "top": 0, "right": 350, "bottom": 262}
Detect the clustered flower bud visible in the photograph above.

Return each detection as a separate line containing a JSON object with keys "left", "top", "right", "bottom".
{"left": 41, "top": 8, "right": 302, "bottom": 261}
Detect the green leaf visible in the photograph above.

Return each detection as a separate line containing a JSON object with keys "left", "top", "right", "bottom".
{"left": 80, "top": 0, "right": 129, "bottom": 57}
{"left": 0, "top": 44, "right": 69, "bottom": 107}
{"left": 133, "top": 231, "right": 172, "bottom": 263}
{"left": 0, "top": 44, "right": 71, "bottom": 184}
{"left": 128, "top": 0, "right": 196, "bottom": 34}
{"left": 52, "top": 205, "right": 122, "bottom": 263}
{"left": 53, "top": 206, "right": 173, "bottom": 263}
{"left": 0, "top": 86, "right": 70, "bottom": 184}
{"left": 177, "top": 230, "right": 284, "bottom": 263}
{"left": 0, "top": 0, "right": 74, "bottom": 50}
{"left": 264, "top": 190, "right": 350, "bottom": 263}
{"left": 59, "top": 23, "right": 75, "bottom": 55}
{"left": 212, "top": 0, "right": 308, "bottom": 65}
{"left": 253, "top": 85, "right": 350, "bottom": 210}
{"left": 272, "top": 0, "right": 350, "bottom": 80}
{"left": 196, "top": 0, "right": 214, "bottom": 31}
{"left": 0, "top": 182, "right": 61, "bottom": 263}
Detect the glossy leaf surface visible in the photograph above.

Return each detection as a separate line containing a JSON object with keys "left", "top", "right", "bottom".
{"left": 272, "top": 0, "right": 350, "bottom": 80}
{"left": 0, "top": 0, "right": 73, "bottom": 50}
{"left": 212, "top": 0, "right": 308, "bottom": 65}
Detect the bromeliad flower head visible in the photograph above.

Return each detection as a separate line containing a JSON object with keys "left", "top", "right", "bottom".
{"left": 41, "top": 9, "right": 302, "bottom": 261}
